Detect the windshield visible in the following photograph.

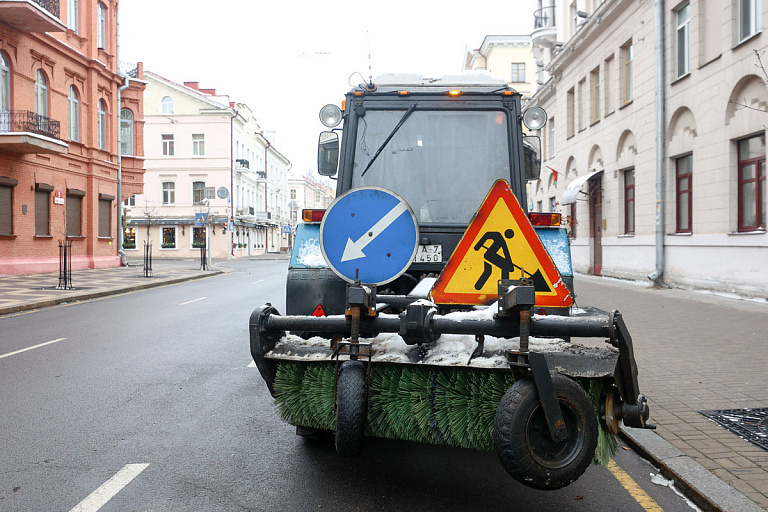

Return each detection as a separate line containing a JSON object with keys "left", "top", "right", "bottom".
{"left": 351, "top": 109, "right": 510, "bottom": 225}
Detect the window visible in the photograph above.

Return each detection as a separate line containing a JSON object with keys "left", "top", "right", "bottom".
{"left": 66, "top": 193, "right": 82, "bottom": 237}
{"left": 162, "top": 227, "right": 176, "bottom": 249}
{"left": 567, "top": 88, "right": 575, "bottom": 137}
{"left": 35, "top": 70, "right": 47, "bottom": 118}
{"left": 621, "top": 42, "right": 633, "bottom": 105}
{"left": 315, "top": 191, "right": 321, "bottom": 203}
{"left": 124, "top": 194, "right": 135, "bottom": 207}
{"left": 624, "top": 169, "right": 635, "bottom": 234}
{"left": 549, "top": 117, "right": 555, "bottom": 158}
{"left": 676, "top": 4, "right": 691, "bottom": 78}
{"left": 162, "top": 134, "right": 174, "bottom": 156}
{"left": 68, "top": 86, "right": 79, "bottom": 142}
{"left": 549, "top": 196, "right": 557, "bottom": 212}
{"left": 192, "top": 134, "right": 205, "bottom": 156}
{"left": 577, "top": 78, "right": 585, "bottom": 131}
{"left": 0, "top": 180, "right": 14, "bottom": 235}
{"left": 0, "top": 53, "right": 10, "bottom": 112}
{"left": 737, "top": 134, "right": 766, "bottom": 231}
{"left": 536, "top": 200, "right": 543, "bottom": 212}
{"left": 98, "top": 100, "right": 107, "bottom": 150}
{"left": 192, "top": 227, "right": 206, "bottom": 248}
{"left": 122, "top": 227, "right": 136, "bottom": 249}
{"left": 739, "top": 0, "right": 762, "bottom": 41}
{"left": 162, "top": 182, "right": 175, "bottom": 205}
{"left": 68, "top": 0, "right": 78, "bottom": 33}
{"left": 98, "top": 197, "right": 111, "bottom": 238}
{"left": 205, "top": 186, "right": 215, "bottom": 200}
{"left": 570, "top": 0, "right": 578, "bottom": 35}
{"left": 604, "top": 55, "right": 614, "bottom": 115}
{"left": 97, "top": 2, "right": 106, "bottom": 49}
{"left": 161, "top": 96, "right": 174, "bottom": 115}
{"left": 590, "top": 67, "right": 601, "bottom": 122}
{"left": 290, "top": 189, "right": 296, "bottom": 199}
{"left": 120, "top": 109, "right": 133, "bottom": 155}
{"left": 510, "top": 63, "right": 526, "bottom": 83}
{"left": 193, "top": 181, "right": 205, "bottom": 205}
{"left": 676, "top": 154, "right": 693, "bottom": 233}
{"left": 35, "top": 184, "right": 51, "bottom": 236}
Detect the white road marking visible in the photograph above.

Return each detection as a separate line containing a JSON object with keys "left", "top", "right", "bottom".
{"left": 248, "top": 361, "right": 256, "bottom": 367}
{"left": 252, "top": 280, "right": 264, "bottom": 284}
{"left": 180, "top": 297, "right": 207, "bottom": 305}
{"left": 69, "top": 463, "right": 149, "bottom": 512}
{"left": 0, "top": 338, "right": 66, "bottom": 360}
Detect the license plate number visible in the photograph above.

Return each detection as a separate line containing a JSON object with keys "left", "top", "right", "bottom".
{"left": 414, "top": 245, "right": 442, "bottom": 263}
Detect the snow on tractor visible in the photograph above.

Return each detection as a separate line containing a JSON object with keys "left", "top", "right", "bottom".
{"left": 249, "top": 73, "right": 653, "bottom": 490}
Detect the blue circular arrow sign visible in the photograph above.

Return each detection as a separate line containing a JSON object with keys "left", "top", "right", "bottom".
{"left": 320, "top": 187, "right": 419, "bottom": 285}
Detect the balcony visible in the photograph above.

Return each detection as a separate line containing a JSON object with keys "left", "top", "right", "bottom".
{"left": 532, "top": 6, "right": 557, "bottom": 48}
{"left": 0, "top": 0, "right": 67, "bottom": 33}
{"left": 0, "top": 110, "right": 68, "bottom": 154}
{"left": 235, "top": 158, "right": 249, "bottom": 169}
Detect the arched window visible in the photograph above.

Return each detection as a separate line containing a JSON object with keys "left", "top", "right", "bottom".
{"left": 161, "top": 96, "right": 174, "bottom": 115}
{"left": 68, "top": 86, "right": 79, "bottom": 141}
{"left": 0, "top": 53, "right": 9, "bottom": 112}
{"left": 120, "top": 108, "right": 133, "bottom": 155}
{"left": 35, "top": 70, "right": 47, "bottom": 118}
{"left": 97, "top": 2, "right": 106, "bottom": 49}
{"left": 98, "top": 99, "right": 107, "bottom": 150}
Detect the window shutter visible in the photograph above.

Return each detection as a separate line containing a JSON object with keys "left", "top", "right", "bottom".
{"left": 66, "top": 195, "right": 82, "bottom": 237}
{"left": 98, "top": 199, "right": 111, "bottom": 237}
{"left": 0, "top": 185, "right": 11, "bottom": 235}
{"left": 35, "top": 190, "right": 50, "bottom": 235}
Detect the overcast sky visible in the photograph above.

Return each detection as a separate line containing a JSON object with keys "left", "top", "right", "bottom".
{"left": 120, "top": 1, "right": 533, "bottom": 175}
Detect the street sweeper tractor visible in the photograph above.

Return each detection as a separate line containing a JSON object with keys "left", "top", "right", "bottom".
{"left": 249, "top": 73, "right": 653, "bottom": 490}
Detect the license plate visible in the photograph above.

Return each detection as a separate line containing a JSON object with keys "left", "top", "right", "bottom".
{"left": 414, "top": 245, "right": 442, "bottom": 263}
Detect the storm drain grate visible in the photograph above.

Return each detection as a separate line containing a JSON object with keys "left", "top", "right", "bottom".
{"left": 699, "top": 408, "right": 768, "bottom": 451}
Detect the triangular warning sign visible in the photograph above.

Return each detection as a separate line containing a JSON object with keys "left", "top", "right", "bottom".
{"left": 430, "top": 180, "right": 572, "bottom": 308}
{"left": 311, "top": 304, "right": 326, "bottom": 317}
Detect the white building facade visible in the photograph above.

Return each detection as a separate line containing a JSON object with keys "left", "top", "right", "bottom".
{"left": 528, "top": 0, "right": 768, "bottom": 298}
{"left": 126, "top": 73, "right": 291, "bottom": 259}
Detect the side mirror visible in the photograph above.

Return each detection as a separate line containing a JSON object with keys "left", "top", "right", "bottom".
{"left": 318, "top": 131, "right": 339, "bottom": 176}
{"left": 523, "top": 136, "right": 542, "bottom": 181}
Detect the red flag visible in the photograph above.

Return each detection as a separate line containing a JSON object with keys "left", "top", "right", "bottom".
{"left": 546, "top": 166, "right": 559, "bottom": 185}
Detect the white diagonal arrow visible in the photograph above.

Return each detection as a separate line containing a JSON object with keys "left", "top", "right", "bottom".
{"left": 341, "top": 201, "right": 409, "bottom": 262}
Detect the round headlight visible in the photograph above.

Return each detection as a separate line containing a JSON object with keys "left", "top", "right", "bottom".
{"left": 319, "top": 104, "right": 342, "bottom": 128}
{"left": 522, "top": 106, "right": 548, "bottom": 131}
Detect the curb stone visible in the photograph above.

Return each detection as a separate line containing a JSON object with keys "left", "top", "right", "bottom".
{"left": 620, "top": 427, "right": 766, "bottom": 512}
{"left": 0, "top": 270, "right": 223, "bottom": 317}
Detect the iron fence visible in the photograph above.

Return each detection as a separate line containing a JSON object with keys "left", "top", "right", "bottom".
{"left": 0, "top": 110, "right": 61, "bottom": 139}
{"left": 32, "top": 0, "right": 60, "bottom": 17}
{"left": 534, "top": 6, "right": 556, "bottom": 29}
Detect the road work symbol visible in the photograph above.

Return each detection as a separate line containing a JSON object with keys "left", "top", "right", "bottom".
{"left": 430, "top": 180, "right": 573, "bottom": 307}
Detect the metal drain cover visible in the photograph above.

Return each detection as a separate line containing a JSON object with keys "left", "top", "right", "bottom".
{"left": 700, "top": 408, "right": 768, "bottom": 451}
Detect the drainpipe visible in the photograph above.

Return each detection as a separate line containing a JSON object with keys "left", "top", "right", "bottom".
{"left": 116, "top": 6, "right": 130, "bottom": 266}
{"left": 230, "top": 109, "right": 238, "bottom": 258}
{"left": 649, "top": 0, "right": 665, "bottom": 285}
{"left": 264, "top": 140, "right": 271, "bottom": 252}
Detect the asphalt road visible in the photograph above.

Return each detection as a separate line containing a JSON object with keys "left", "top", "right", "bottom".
{"left": 0, "top": 260, "right": 697, "bottom": 511}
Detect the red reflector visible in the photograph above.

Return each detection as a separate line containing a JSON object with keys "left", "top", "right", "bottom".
{"left": 312, "top": 304, "right": 326, "bottom": 317}
{"left": 537, "top": 308, "right": 547, "bottom": 315}
{"left": 529, "top": 212, "right": 562, "bottom": 226}
{"left": 302, "top": 209, "right": 326, "bottom": 223}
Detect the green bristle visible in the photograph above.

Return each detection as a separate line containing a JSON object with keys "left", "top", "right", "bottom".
{"left": 273, "top": 361, "right": 617, "bottom": 465}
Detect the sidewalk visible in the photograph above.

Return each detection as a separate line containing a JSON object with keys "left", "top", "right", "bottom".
{"left": 0, "top": 259, "right": 227, "bottom": 316}
{"left": 574, "top": 274, "right": 768, "bottom": 511}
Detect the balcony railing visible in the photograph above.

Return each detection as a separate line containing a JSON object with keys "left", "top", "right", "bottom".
{"left": 534, "top": 6, "right": 556, "bottom": 29}
{"left": 236, "top": 158, "right": 250, "bottom": 169}
{"left": 0, "top": 110, "right": 61, "bottom": 139}
{"left": 32, "top": 0, "right": 60, "bottom": 17}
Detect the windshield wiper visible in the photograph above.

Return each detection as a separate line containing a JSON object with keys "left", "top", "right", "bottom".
{"left": 360, "top": 104, "right": 417, "bottom": 177}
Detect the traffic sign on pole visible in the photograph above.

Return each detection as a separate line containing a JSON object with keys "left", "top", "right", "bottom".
{"left": 195, "top": 213, "right": 207, "bottom": 226}
{"left": 320, "top": 187, "right": 418, "bottom": 285}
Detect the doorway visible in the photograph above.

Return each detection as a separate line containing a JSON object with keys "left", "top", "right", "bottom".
{"left": 588, "top": 175, "right": 603, "bottom": 276}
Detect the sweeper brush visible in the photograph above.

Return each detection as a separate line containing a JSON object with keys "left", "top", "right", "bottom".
{"left": 248, "top": 75, "right": 654, "bottom": 491}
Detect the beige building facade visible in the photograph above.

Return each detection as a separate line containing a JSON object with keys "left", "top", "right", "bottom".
{"left": 126, "top": 72, "right": 291, "bottom": 260}
{"left": 464, "top": 35, "right": 534, "bottom": 102}
{"left": 528, "top": 0, "right": 768, "bottom": 298}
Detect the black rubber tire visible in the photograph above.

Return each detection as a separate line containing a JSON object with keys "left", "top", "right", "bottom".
{"left": 493, "top": 374, "right": 598, "bottom": 490}
{"left": 335, "top": 360, "right": 367, "bottom": 458}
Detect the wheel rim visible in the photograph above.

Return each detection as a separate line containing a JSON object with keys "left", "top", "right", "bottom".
{"left": 525, "top": 399, "right": 585, "bottom": 469}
